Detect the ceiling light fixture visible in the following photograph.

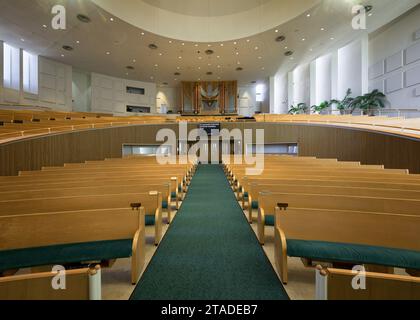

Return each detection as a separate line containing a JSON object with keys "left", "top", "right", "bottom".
{"left": 77, "top": 14, "right": 91, "bottom": 23}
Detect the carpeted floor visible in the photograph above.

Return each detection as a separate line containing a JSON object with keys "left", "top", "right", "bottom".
{"left": 130, "top": 164, "right": 289, "bottom": 300}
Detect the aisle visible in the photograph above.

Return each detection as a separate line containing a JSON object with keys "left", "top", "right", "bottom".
{"left": 130, "top": 164, "right": 289, "bottom": 300}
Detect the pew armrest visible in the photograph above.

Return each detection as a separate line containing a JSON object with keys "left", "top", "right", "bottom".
{"left": 257, "top": 207, "right": 265, "bottom": 244}
{"left": 131, "top": 209, "right": 146, "bottom": 285}
{"left": 274, "top": 207, "right": 288, "bottom": 284}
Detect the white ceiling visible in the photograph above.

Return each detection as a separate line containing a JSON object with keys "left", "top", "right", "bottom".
{"left": 141, "top": 0, "right": 273, "bottom": 17}
{"left": 91, "top": 0, "right": 320, "bottom": 42}
{"left": 0, "top": 0, "right": 418, "bottom": 88}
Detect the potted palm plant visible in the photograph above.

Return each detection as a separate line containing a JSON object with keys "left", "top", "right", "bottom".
{"left": 351, "top": 89, "right": 387, "bottom": 116}
{"left": 330, "top": 89, "right": 355, "bottom": 114}
{"left": 288, "top": 103, "right": 309, "bottom": 115}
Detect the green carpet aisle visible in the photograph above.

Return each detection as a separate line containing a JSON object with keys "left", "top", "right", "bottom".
{"left": 130, "top": 164, "right": 289, "bottom": 300}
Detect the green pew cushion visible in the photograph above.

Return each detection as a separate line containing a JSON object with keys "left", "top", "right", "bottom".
{"left": 286, "top": 239, "right": 420, "bottom": 270}
{"left": 243, "top": 192, "right": 249, "bottom": 199}
{"left": 171, "top": 192, "right": 177, "bottom": 199}
{"left": 178, "top": 185, "right": 182, "bottom": 192}
{"left": 0, "top": 239, "right": 132, "bottom": 272}
{"left": 265, "top": 215, "right": 275, "bottom": 226}
{"left": 145, "top": 215, "right": 156, "bottom": 226}
{"left": 251, "top": 201, "right": 259, "bottom": 210}
{"left": 162, "top": 201, "right": 168, "bottom": 209}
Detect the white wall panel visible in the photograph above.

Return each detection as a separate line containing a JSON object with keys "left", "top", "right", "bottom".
{"left": 405, "top": 65, "right": 420, "bottom": 87}
{"left": 385, "top": 73, "right": 404, "bottom": 93}
{"left": 405, "top": 41, "right": 420, "bottom": 65}
{"left": 385, "top": 51, "right": 403, "bottom": 73}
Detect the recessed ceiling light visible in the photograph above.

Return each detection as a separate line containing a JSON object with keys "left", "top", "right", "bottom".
{"left": 20, "top": 38, "right": 25, "bottom": 42}
{"left": 110, "top": 17, "right": 114, "bottom": 22}
{"left": 169, "top": 40, "right": 172, "bottom": 44}
{"left": 233, "top": 41, "right": 237, "bottom": 45}
{"left": 133, "top": 59, "right": 136, "bottom": 63}
{"left": 198, "top": 56, "right": 203, "bottom": 60}
{"left": 301, "top": 38, "right": 306, "bottom": 41}
{"left": 150, "top": 76, "right": 154, "bottom": 80}
{"left": 154, "top": 64, "right": 158, "bottom": 67}
{"left": 275, "top": 29, "right": 279, "bottom": 33}
{"left": 246, "top": 39, "right": 250, "bottom": 43}
{"left": 198, "top": 67, "right": 201, "bottom": 70}
{"left": 320, "top": 28, "right": 325, "bottom": 31}
{"left": 275, "top": 35, "right": 286, "bottom": 42}
{"left": 306, "top": 14, "right": 311, "bottom": 17}
{"left": 141, "top": 32, "right": 145, "bottom": 36}
{"left": 176, "top": 67, "right": 180, "bottom": 70}
{"left": 195, "top": 44, "right": 199, "bottom": 47}
{"left": 368, "top": 13, "right": 373, "bottom": 17}
{"left": 77, "top": 14, "right": 91, "bottom": 23}
{"left": 217, "top": 65, "right": 221, "bottom": 68}
{"left": 237, "top": 61, "right": 241, "bottom": 65}
{"left": 42, "top": 24, "right": 47, "bottom": 28}
{"left": 261, "top": 67, "right": 265, "bottom": 70}
{"left": 174, "top": 79, "right": 178, "bottom": 81}
{"left": 258, "top": 56, "right": 262, "bottom": 59}
{"left": 236, "top": 52, "right": 239, "bottom": 55}
{"left": 76, "top": 40, "right": 80, "bottom": 44}
{"left": 178, "top": 56, "right": 182, "bottom": 59}
{"left": 216, "top": 56, "right": 220, "bottom": 59}
{"left": 61, "top": 54, "right": 65, "bottom": 57}
{"left": 208, "top": 44, "right": 212, "bottom": 47}
{"left": 106, "top": 51, "right": 110, "bottom": 55}
{"left": 220, "top": 43, "right": 224, "bottom": 47}
{"left": 62, "top": 45, "right": 74, "bottom": 51}
{"left": 254, "top": 46, "right": 259, "bottom": 50}
{"left": 330, "top": 37, "right": 335, "bottom": 40}
{"left": 159, "top": 53, "right": 163, "bottom": 56}
{"left": 182, "top": 43, "right": 185, "bottom": 46}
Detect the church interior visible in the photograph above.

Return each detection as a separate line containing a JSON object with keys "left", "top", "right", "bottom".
{"left": 0, "top": 0, "right": 420, "bottom": 302}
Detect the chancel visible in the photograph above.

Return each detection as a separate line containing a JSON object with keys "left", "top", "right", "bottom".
{"left": 0, "top": 0, "right": 420, "bottom": 304}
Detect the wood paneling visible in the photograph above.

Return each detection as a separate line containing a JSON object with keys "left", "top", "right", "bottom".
{"left": 0, "top": 122, "right": 419, "bottom": 176}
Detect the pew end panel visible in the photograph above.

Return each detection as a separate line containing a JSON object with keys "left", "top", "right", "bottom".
{"left": 0, "top": 265, "right": 102, "bottom": 300}
{"left": 316, "top": 266, "right": 420, "bottom": 300}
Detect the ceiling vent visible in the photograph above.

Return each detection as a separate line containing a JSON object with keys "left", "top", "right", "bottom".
{"left": 205, "top": 49, "right": 214, "bottom": 55}
{"left": 174, "top": 72, "right": 181, "bottom": 76}
{"left": 148, "top": 44, "right": 158, "bottom": 50}
{"left": 162, "top": 82, "right": 169, "bottom": 86}
{"left": 77, "top": 14, "right": 91, "bottom": 23}
{"left": 275, "top": 35, "right": 286, "bottom": 42}
{"left": 126, "top": 66, "right": 135, "bottom": 70}
{"left": 284, "top": 50, "right": 294, "bottom": 56}
{"left": 236, "top": 67, "right": 243, "bottom": 71}
{"left": 62, "top": 45, "right": 74, "bottom": 51}
{"left": 206, "top": 72, "right": 213, "bottom": 75}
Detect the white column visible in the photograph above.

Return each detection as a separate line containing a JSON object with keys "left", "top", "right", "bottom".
{"left": 277, "top": 73, "right": 289, "bottom": 114}
{"left": 269, "top": 76, "right": 276, "bottom": 114}
{"left": 310, "top": 60, "right": 317, "bottom": 110}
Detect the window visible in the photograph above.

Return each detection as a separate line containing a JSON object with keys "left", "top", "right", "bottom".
{"left": 126, "top": 105, "right": 150, "bottom": 113}
{"left": 23, "top": 50, "right": 38, "bottom": 94}
{"left": 3, "top": 43, "right": 20, "bottom": 90}
{"left": 126, "top": 86, "right": 145, "bottom": 95}
{"left": 256, "top": 84, "right": 265, "bottom": 102}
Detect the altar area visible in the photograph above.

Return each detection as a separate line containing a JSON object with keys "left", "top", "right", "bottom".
{"left": 181, "top": 81, "right": 238, "bottom": 116}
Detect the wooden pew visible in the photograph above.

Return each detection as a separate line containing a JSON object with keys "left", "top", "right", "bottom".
{"left": 258, "top": 192, "right": 420, "bottom": 245}
{"left": 0, "top": 191, "right": 163, "bottom": 245}
{"left": 273, "top": 207, "right": 420, "bottom": 284}
{"left": 245, "top": 182, "right": 420, "bottom": 223}
{"left": 0, "top": 265, "right": 101, "bottom": 300}
{"left": 0, "top": 173, "right": 185, "bottom": 209}
{"left": 315, "top": 266, "right": 420, "bottom": 300}
{"left": 0, "top": 183, "right": 174, "bottom": 224}
{"left": 0, "top": 207, "right": 146, "bottom": 285}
